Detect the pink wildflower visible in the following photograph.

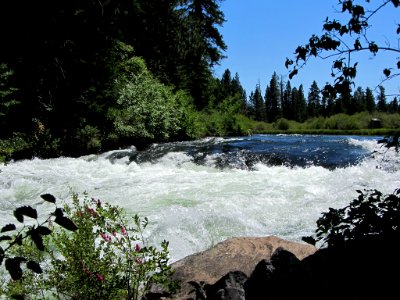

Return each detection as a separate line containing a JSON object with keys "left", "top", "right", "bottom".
{"left": 86, "top": 207, "right": 98, "bottom": 217}
{"left": 100, "top": 233, "right": 112, "bottom": 242}
{"left": 112, "top": 231, "right": 117, "bottom": 237}
{"left": 96, "top": 273, "right": 105, "bottom": 282}
{"left": 135, "top": 244, "right": 141, "bottom": 252}
{"left": 135, "top": 258, "right": 142, "bottom": 264}
{"left": 121, "top": 226, "right": 127, "bottom": 237}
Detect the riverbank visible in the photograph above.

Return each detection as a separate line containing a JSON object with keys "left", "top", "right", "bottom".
{"left": 253, "top": 128, "right": 399, "bottom": 136}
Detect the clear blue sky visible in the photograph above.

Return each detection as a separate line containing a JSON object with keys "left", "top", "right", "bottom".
{"left": 214, "top": 0, "right": 399, "bottom": 99}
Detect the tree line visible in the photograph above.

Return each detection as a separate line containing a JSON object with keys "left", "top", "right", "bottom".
{"left": 0, "top": 0, "right": 228, "bottom": 159}
{"left": 243, "top": 72, "right": 399, "bottom": 123}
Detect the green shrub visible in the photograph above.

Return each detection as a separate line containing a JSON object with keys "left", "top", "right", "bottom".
{"left": 108, "top": 63, "right": 198, "bottom": 144}
{"left": 274, "top": 118, "right": 290, "bottom": 130}
{"left": 75, "top": 124, "right": 102, "bottom": 152}
{"left": 0, "top": 134, "right": 31, "bottom": 162}
{"left": 1, "top": 193, "right": 178, "bottom": 299}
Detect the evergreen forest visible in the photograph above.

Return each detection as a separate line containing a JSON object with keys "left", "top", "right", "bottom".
{"left": 0, "top": 0, "right": 399, "bottom": 162}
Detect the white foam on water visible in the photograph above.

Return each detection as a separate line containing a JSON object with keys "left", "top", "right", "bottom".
{"left": 1, "top": 137, "right": 399, "bottom": 262}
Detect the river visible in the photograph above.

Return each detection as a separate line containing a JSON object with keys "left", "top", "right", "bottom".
{"left": 1, "top": 135, "right": 399, "bottom": 262}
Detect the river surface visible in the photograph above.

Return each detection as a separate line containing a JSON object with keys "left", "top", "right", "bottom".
{"left": 1, "top": 135, "right": 399, "bottom": 262}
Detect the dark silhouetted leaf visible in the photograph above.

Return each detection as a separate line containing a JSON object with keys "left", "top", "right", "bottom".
{"left": 27, "top": 260, "right": 43, "bottom": 274}
{"left": 15, "top": 206, "right": 38, "bottom": 220}
{"left": 13, "top": 210, "right": 23, "bottom": 223}
{"left": 354, "top": 39, "right": 362, "bottom": 50}
{"left": 368, "top": 42, "right": 378, "bottom": 54}
{"left": 0, "top": 247, "right": 4, "bottom": 266}
{"left": 284, "top": 58, "right": 293, "bottom": 69}
{"left": 36, "top": 226, "right": 52, "bottom": 235}
{"left": 11, "top": 294, "right": 24, "bottom": 300}
{"left": 54, "top": 216, "right": 78, "bottom": 231}
{"left": 5, "top": 257, "right": 26, "bottom": 280}
{"left": 40, "top": 193, "right": 56, "bottom": 204}
{"left": 54, "top": 208, "right": 64, "bottom": 218}
{"left": 383, "top": 68, "right": 391, "bottom": 77}
{"left": 30, "top": 233, "right": 45, "bottom": 251}
{"left": 15, "top": 235, "right": 22, "bottom": 246}
{"left": 1, "top": 224, "right": 16, "bottom": 233}
{"left": 289, "top": 69, "right": 298, "bottom": 79}
{"left": 0, "top": 235, "right": 12, "bottom": 242}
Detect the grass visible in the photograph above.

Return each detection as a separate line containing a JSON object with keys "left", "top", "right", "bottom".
{"left": 235, "top": 112, "right": 400, "bottom": 137}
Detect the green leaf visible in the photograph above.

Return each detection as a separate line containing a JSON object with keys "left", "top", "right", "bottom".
{"left": 1, "top": 223, "right": 16, "bottom": 233}
{"left": 40, "top": 193, "right": 56, "bottom": 204}
{"left": 27, "top": 260, "right": 43, "bottom": 274}
{"left": 54, "top": 216, "right": 78, "bottom": 231}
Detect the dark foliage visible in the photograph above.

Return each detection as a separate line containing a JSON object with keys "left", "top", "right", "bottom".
{"left": 0, "top": 194, "right": 77, "bottom": 282}
{"left": 303, "top": 189, "right": 400, "bottom": 248}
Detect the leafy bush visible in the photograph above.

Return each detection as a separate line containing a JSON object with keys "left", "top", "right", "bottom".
{"left": 108, "top": 63, "right": 197, "bottom": 145}
{"left": 0, "top": 134, "right": 31, "bottom": 162}
{"left": 0, "top": 194, "right": 77, "bottom": 289}
{"left": 1, "top": 193, "right": 178, "bottom": 299}
{"left": 274, "top": 118, "right": 290, "bottom": 131}
{"left": 75, "top": 125, "right": 102, "bottom": 152}
{"left": 303, "top": 189, "right": 400, "bottom": 248}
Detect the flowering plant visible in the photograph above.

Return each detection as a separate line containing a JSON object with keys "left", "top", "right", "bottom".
{"left": 1, "top": 193, "right": 178, "bottom": 299}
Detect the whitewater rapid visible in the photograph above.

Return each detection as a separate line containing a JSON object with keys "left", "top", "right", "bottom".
{"left": 0, "top": 135, "right": 399, "bottom": 262}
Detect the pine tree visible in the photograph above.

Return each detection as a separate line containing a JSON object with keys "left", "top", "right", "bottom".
{"left": 220, "top": 69, "right": 232, "bottom": 99}
{"left": 249, "top": 84, "right": 264, "bottom": 121}
{"left": 291, "top": 85, "right": 307, "bottom": 122}
{"left": 388, "top": 97, "right": 399, "bottom": 114}
{"left": 352, "top": 86, "right": 366, "bottom": 113}
{"left": 282, "top": 81, "right": 292, "bottom": 120}
{"left": 231, "top": 72, "right": 247, "bottom": 114}
{"left": 376, "top": 85, "right": 387, "bottom": 112}
{"left": 307, "top": 81, "right": 321, "bottom": 118}
{"left": 265, "top": 72, "right": 281, "bottom": 122}
{"left": 364, "top": 87, "right": 375, "bottom": 113}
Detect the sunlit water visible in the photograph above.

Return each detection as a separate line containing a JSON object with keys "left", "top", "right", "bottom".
{"left": 1, "top": 135, "right": 399, "bottom": 262}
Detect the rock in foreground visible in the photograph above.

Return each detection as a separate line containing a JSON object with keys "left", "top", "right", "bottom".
{"left": 166, "top": 236, "right": 316, "bottom": 300}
